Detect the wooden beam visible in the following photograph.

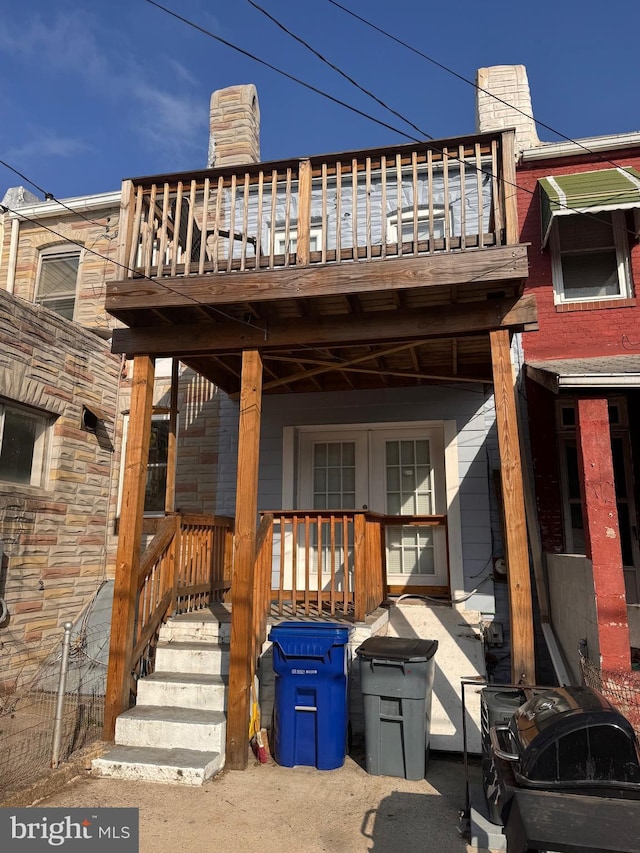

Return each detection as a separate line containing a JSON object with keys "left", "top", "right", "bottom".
{"left": 104, "top": 355, "right": 155, "bottom": 740}
{"left": 226, "top": 349, "right": 263, "bottom": 771}
{"left": 489, "top": 329, "right": 535, "bottom": 685}
{"left": 112, "top": 293, "right": 538, "bottom": 357}
{"left": 106, "top": 244, "right": 528, "bottom": 313}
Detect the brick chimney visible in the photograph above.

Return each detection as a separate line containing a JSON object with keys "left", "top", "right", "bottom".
{"left": 208, "top": 84, "right": 260, "bottom": 168}
{"left": 476, "top": 65, "right": 540, "bottom": 153}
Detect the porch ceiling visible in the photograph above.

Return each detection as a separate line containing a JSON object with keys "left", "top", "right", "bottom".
{"left": 110, "top": 277, "right": 536, "bottom": 396}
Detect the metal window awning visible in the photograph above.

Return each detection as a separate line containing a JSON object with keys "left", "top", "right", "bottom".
{"left": 526, "top": 355, "right": 640, "bottom": 394}
{"left": 539, "top": 167, "right": 640, "bottom": 246}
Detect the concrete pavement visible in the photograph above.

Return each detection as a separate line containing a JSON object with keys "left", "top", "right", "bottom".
{"left": 35, "top": 752, "right": 477, "bottom": 853}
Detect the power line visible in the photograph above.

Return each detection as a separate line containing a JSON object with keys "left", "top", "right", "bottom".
{"left": 0, "top": 157, "right": 108, "bottom": 229}
{"left": 246, "top": 0, "right": 430, "bottom": 141}
{"left": 0, "top": 199, "right": 267, "bottom": 333}
{"left": 237, "top": 0, "right": 640, "bottom": 240}
{"left": 324, "top": 0, "right": 634, "bottom": 172}
{"left": 141, "top": 0, "right": 421, "bottom": 143}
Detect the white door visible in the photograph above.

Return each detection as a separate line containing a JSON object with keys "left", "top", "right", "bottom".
{"left": 370, "top": 427, "right": 448, "bottom": 588}
{"left": 298, "top": 425, "right": 448, "bottom": 590}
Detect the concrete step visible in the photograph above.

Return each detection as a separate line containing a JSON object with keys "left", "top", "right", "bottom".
{"left": 159, "top": 617, "right": 231, "bottom": 644}
{"left": 154, "top": 641, "right": 230, "bottom": 675}
{"left": 136, "top": 671, "right": 228, "bottom": 711}
{"left": 116, "top": 705, "right": 226, "bottom": 752}
{"left": 92, "top": 745, "right": 223, "bottom": 786}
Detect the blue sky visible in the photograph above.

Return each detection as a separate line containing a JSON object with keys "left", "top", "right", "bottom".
{"left": 1, "top": 0, "right": 639, "bottom": 200}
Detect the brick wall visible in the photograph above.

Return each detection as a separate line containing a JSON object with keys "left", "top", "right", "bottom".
{"left": 518, "top": 150, "right": 640, "bottom": 362}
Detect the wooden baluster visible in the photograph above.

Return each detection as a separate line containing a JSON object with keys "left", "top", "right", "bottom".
{"left": 491, "top": 138, "right": 502, "bottom": 245}
{"left": 170, "top": 182, "right": 183, "bottom": 276}
{"left": 128, "top": 184, "right": 144, "bottom": 272}
{"left": 213, "top": 176, "right": 224, "bottom": 274}
{"left": 427, "top": 149, "right": 434, "bottom": 254}
{"left": 502, "top": 130, "right": 518, "bottom": 245}
{"left": 278, "top": 515, "right": 285, "bottom": 615}
{"left": 240, "top": 172, "right": 250, "bottom": 271}
{"left": 412, "top": 152, "right": 419, "bottom": 256}
{"left": 142, "top": 183, "right": 157, "bottom": 278}
{"left": 269, "top": 170, "right": 277, "bottom": 269}
{"left": 321, "top": 163, "right": 328, "bottom": 264}
{"left": 317, "top": 514, "right": 323, "bottom": 614}
{"left": 365, "top": 156, "right": 372, "bottom": 260}
{"left": 353, "top": 513, "right": 366, "bottom": 622}
{"left": 335, "top": 161, "right": 342, "bottom": 263}
{"left": 459, "top": 144, "right": 467, "bottom": 250}
{"left": 183, "top": 179, "right": 197, "bottom": 276}
{"left": 255, "top": 171, "right": 264, "bottom": 270}
{"left": 395, "top": 154, "right": 403, "bottom": 256}
{"left": 380, "top": 156, "right": 387, "bottom": 259}
{"left": 198, "top": 177, "right": 210, "bottom": 275}
{"left": 475, "top": 143, "right": 484, "bottom": 249}
{"left": 443, "top": 148, "right": 450, "bottom": 252}
{"left": 330, "top": 515, "right": 336, "bottom": 615}
{"left": 304, "top": 514, "right": 310, "bottom": 615}
{"left": 156, "top": 182, "right": 170, "bottom": 276}
{"left": 227, "top": 174, "right": 237, "bottom": 273}
{"left": 351, "top": 158, "right": 358, "bottom": 260}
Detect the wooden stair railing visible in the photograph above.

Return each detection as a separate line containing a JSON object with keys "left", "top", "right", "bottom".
{"left": 107, "top": 512, "right": 234, "bottom": 717}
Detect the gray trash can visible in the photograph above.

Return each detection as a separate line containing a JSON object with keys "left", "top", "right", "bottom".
{"left": 356, "top": 636, "right": 438, "bottom": 780}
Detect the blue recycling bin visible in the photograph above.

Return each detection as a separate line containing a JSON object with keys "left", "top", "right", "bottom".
{"left": 269, "top": 621, "right": 352, "bottom": 770}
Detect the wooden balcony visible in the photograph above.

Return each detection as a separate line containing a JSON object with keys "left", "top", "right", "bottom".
{"left": 107, "top": 130, "right": 532, "bottom": 395}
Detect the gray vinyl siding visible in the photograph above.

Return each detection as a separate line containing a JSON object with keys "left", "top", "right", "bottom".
{"left": 214, "top": 383, "right": 500, "bottom": 614}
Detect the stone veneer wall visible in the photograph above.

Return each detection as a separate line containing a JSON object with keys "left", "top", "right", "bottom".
{"left": 7, "top": 204, "right": 121, "bottom": 335}
{"left": 0, "top": 288, "right": 122, "bottom": 688}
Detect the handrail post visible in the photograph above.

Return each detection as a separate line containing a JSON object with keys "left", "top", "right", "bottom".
{"left": 353, "top": 513, "right": 367, "bottom": 622}
{"left": 296, "top": 159, "right": 312, "bottom": 266}
{"left": 118, "top": 180, "right": 136, "bottom": 279}
{"left": 501, "top": 130, "right": 519, "bottom": 245}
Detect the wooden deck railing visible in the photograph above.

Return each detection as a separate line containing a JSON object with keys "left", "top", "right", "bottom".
{"left": 264, "top": 510, "right": 387, "bottom": 622}
{"left": 120, "top": 131, "right": 515, "bottom": 281}
{"left": 131, "top": 513, "right": 234, "bottom": 685}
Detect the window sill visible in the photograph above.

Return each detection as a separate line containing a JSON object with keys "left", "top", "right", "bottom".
{"left": 555, "top": 297, "right": 637, "bottom": 313}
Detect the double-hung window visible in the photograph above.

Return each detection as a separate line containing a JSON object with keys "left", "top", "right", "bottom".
{"left": 36, "top": 249, "right": 81, "bottom": 320}
{"left": 0, "top": 400, "right": 49, "bottom": 487}
{"left": 550, "top": 211, "right": 631, "bottom": 303}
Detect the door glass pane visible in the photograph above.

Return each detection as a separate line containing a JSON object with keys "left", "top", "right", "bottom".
{"left": 312, "top": 442, "right": 356, "bottom": 510}
{"left": 385, "top": 438, "right": 435, "bottom": 575}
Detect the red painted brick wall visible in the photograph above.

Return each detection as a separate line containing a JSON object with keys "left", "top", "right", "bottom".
{"left": 518, "top": 150, "right": 640, "bottom": 362}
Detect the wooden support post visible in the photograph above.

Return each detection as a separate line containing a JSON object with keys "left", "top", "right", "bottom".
{"left": 226, "top": 349, "right": 263, "bottom": 770}
{"left": 296, "top": 159, "right": 312, "bottom": 266}
{"left": 576, "top": 398, "right": 631, "bottom": 672}
{"left": 490, "top": 330, "right": 535, "bottom": 685}
{"left": 104, "top": 355, "right": 155, "bottom": 740}
{"left": 165, "top": 358, "right": 179, "bottom": 513}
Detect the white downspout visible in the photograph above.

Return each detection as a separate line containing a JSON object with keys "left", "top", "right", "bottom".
{"left": 6, "top": 218, "right": 19, "bottom": 294}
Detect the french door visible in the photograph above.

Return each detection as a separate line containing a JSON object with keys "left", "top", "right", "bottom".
{"left": 298, "top": 425, "right": 448, "bottom": 589}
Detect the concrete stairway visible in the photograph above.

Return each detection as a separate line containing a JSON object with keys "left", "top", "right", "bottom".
{"left": 93, "top": 610, "right": 230, "bottom": 785}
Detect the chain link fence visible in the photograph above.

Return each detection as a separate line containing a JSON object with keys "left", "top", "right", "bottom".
{"left": 0, "top": 622, "right": 109, "bottom": 800}
{"left": 580, "top": 650, "right": 640, "bottom": 742}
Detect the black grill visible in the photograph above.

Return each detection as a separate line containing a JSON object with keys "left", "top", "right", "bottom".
{"left": 485, "top": 685, "right": 640, "bottom": 825}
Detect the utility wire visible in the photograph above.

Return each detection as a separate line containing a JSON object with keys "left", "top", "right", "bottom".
{"left": 324, "top": 0, "right": 635, "bottom": 172}
{"left": 0, "top": 157, "right": 108, "bottom": 229}
{"left": 141, "top": 0, "right": 420, "bottom": 143}
{"left": 246, "top": 0, "right": 430, "bottom": 141}
{"left": 238, "top": 0, "right": 640, "bottom": 240}
{"left": 0, "top": 199, "right": 266, "bottom": 333}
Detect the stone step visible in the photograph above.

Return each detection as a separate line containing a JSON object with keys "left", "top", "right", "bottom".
{"left": 116, "top": 705, "right": 226, "bottom": 752}
{"left": 136, "top": 671, "right": 228, "bottom": 711}
{"left": 92, "top": 745, "right": 223, "bottom": 786}
{"left": 154, "top": 641, "right": 230, "bottom": 675}
{"left": 159, "top": 617, "right": 231, "bottom": 644}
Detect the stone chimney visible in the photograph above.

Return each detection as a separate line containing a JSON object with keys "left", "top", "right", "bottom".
{"left": 476, "top": 65, "right": 540, "bottom": 153}
{"left": 208, "top": 84, "right": 260, "bottom": 168}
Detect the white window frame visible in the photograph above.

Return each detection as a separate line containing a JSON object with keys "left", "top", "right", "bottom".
{"left": 118, "top": 413, "right": 172, "bottom": 516}
{"left": 0, "top": 400, "right": 50, "bottom": 488}
{"left": 550, "top": 210, "right": 632, "bottom": 305}
{"left": 273, "top": 226, "right": 322, "bottom": 256}
{"left": 35, "top": 246, "right": 82, "bottom": 320}
{"left": 386, "top": 205, "right": 449, "bottom": 245}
